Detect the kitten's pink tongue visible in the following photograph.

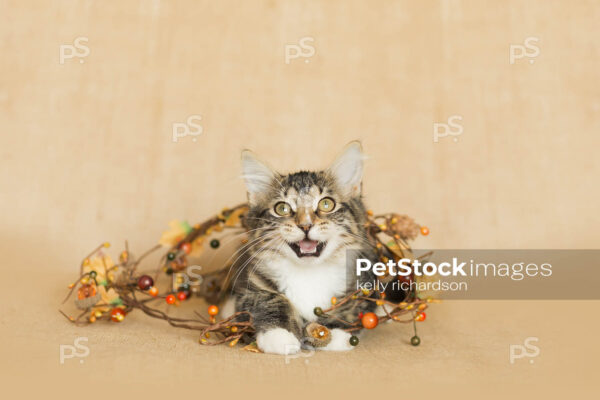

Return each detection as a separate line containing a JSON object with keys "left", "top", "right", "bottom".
{"left": 299, "top": 239, "right": 318, "bottom": 253}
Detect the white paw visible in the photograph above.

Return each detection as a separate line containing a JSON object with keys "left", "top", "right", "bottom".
{"left": 320, "top": 329, "right": 354, "bottom": 352}
{"left": 257, "top": 328, "right": 301, "bottom": 355}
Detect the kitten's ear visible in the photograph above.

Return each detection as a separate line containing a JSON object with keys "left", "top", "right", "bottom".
{"left": 328, "top": 141, "right": 364, "bottom": 197}
{"left": 241, "top": 150, "right": 276, "bottom": 203}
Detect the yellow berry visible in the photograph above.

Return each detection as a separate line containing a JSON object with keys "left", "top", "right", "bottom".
{"left": 103, "top": 242, "right": 110, "bottom": 248}
{"left": 331, "top": 297, "right": 337, "bottom": 305}
{"left": 230, "top": 326, "right": 238, "bottom": 333}
{"left": 376, "top": 300, "right": 384, "bottom": 306}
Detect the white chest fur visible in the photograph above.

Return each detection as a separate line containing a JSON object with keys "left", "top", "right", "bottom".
{"left": 265, "top": 257, "right": 348, "bottom": 321}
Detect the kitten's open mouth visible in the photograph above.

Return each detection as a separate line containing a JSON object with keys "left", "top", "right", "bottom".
{"left": 288, "top": 239, "right": 326, "bottom": 258}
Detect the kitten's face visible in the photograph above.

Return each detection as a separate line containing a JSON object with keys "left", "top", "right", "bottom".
{"left": 242, "top": 142, "right": 367, "bottom": 265}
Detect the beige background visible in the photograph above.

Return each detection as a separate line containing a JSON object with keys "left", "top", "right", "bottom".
{"left": 1, "top": 0, "right": 599, "bottom": 397}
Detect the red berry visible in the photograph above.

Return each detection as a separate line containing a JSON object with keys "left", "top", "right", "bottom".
{"left": 166, "top": 294, "right": 176, "bottom": 305}
{"left": 110, "top": 308, "right": 126, "bottom": 322}
{"left": 137, "top": 275, "right": 154, "bottom": 290}
{"left": 177, "top": 291, "right": 187, "bottom": 301}
{"left": 358, "top": 312, "right": 364, "bottom": 319}
{"left": 415, "top": 312, "right": 427, "bottom": 322}
{"left": 181, "top": 242, "right": 192, "bottom": 254}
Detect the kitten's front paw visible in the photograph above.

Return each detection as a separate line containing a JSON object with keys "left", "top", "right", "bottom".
{"left": 320, "top": 329, "right": 354, "bottom": 352}
{"left": 257, "top": 328, "right": 301, "bottom": 355}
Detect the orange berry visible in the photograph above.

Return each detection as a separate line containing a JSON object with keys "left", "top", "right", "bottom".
{"left": 331, "top": 297, "right": 337, "bottom": 305}
{"left": 148, "top": 286, "right": 158, "bottom": 297}
{"left": 361, "top": 312, "right": 379, "bottom": 329}
{"left": 415, "top": 312, "right": 427, "bottom": 322}
{"left": 420, "top": 226, "right": 430, "bottom": 236}
{"left": 208, "top": 305, "right": 219, "bottom": 316}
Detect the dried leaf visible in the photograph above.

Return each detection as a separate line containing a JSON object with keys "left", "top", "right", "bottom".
{"left": 242, "top": 342, "right": 262, "bottom": 353}
{"left": 224, "top": 207, "right": 248, "bottom": 227}
{"left": 82, "top": 254, "right": 115, "bottom": 282}
{"left": 159, "top": 220, "right": 191, "bottom": 247}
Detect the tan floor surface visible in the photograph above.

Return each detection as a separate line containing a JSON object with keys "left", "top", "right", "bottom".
{"left": 1, "top": 0, "right": 599, "bottom": 397}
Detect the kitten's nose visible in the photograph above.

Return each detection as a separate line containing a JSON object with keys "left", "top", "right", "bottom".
{"left": 299, "top": 224, "right": 312, "bottom": 234}
{"left": 296, "top": 206, "right": 315, "bottom": 231}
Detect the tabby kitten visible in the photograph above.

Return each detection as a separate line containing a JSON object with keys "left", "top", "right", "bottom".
{"left": 225, "top": 141, "right": 378, "bottom": 354}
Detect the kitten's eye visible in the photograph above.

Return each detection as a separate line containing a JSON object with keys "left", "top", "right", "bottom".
{"left": 317, "top": 197, "right": 336, "bottom": 213}
{"left": 274, "top": 202, "right": 292, "bottom": 216}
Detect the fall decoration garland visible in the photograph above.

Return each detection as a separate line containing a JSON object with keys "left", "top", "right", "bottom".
{"left": 60, "top": 204, "right": 434, "bottom": 351}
